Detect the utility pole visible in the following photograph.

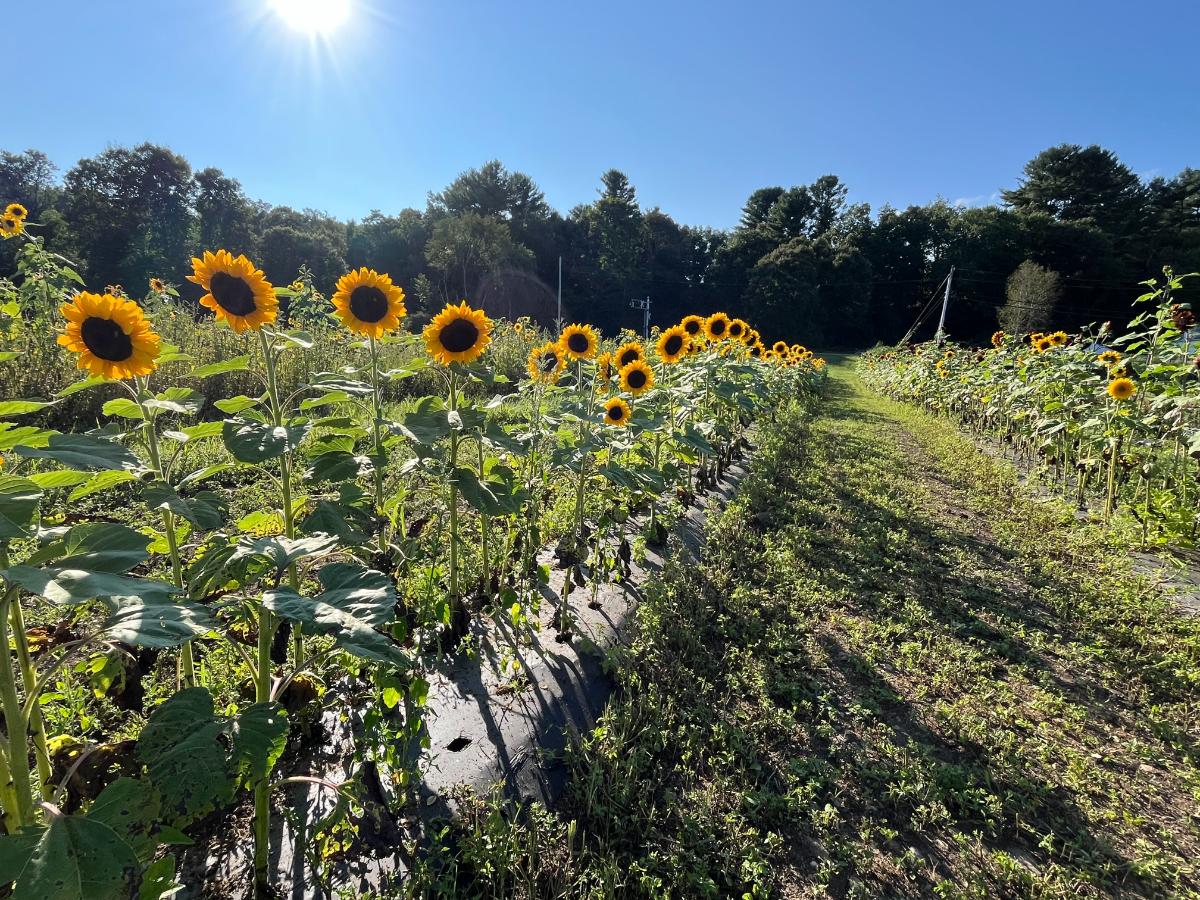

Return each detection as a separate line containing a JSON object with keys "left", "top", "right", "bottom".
{"left": 629, "top": 296, "right": 651, "bottom": 341}
{"left": 935, "top": 266, "right": 954, "bottom": 345}
{"left": 556, "top": 256, "right": 562, "bottom": 330}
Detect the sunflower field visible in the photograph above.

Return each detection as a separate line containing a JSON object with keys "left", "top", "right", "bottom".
{"left": 858, "top": 267, "right": 1200, "bottom": 545}
{"left": 0, "top": 208, "right": 825, "bottom": 897}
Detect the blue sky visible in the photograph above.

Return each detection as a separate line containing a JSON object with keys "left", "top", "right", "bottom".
{"left": 8, "top": 0, "right": 1198, "bottom": 229}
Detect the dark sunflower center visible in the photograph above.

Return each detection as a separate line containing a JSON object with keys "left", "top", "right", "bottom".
{"left": 729, "top": 323, "right": 743, "bottom": 337}
{"left": 619, "top": 350, "right": 638, "bottom": 367}
{"left": 81, "top": 316, "right": 133, "bottom": 362}
{"left": 608, "top": 405, "right": 625, "bottom": 421}
{"left": 664, "top": 334, "right": 684, "bottom": 356}
{"left": 439, "top": 317, "right": 480, "bottom": 354}
{"left": 684, "top": 321, "right": 700, "bottom": 334}
{"left": 209, "top": 271, "right": 258, "bottom": 316}
{"left": 711, "top": 319, "right": 727, "bottom": 335}
{"left": 566, "top": 332, "right": 590, "bottom": 353}
{"left": 625, "top": 368, "right": 647, "bottom": 389}
{"left": 348, "top": 285, "right": 389, "bottom": 323}
{"left": 540, "top": 352, "right": 559, "bottom": 373}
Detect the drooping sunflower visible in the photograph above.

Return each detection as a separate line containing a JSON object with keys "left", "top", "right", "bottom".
{"left": 656, "top": 325, "right": 689, "bottom": 364}
{"left": 596, "top": 351, "right": 614, "bottom": 383}
{"left": 0, "top": 215, "right": 24, "bottom": 239}
{"left": 991, "top": 330, "right": 1006, "bottom": 348}
{"left": 1107, "top": 377, "right": 1136, "bottom": 401}
{"left": 614, "top": 341, "right": 645, "bottom": 369}
{"left": 527, "top": 340, "right": 566, "bottom": 384}
{"left": 58, "top": 292, "right": 161, "bottom": 380}
{"left": 1049, "top": 331, "right": 1069, "bottom": 346}
{"left": 619, "top": 359, "right": 655, "bottom": 396}
{"left": 727, "top": 318, "right": 748, "bottom": 342}
{"left": 424, "top": 300, "right": 492, "bottom": 365}
{"left": 560, "top": 323, "right": 599, "bottom": 361}
{"left": 188, "top": 249, "right": 277, "bottom": 333}
{"left": 680, "top": 315, "right": 705, "bottom": 340}
{"left": 705, "top": 312, "right": 731, "bottom": 341}
{"left": 1097, "top": 349, "right": 1121, "bottom": 366}
{"left": 4, "top": 203, "right": 28, "bottom": 221}
{"left": 331, "top": 267, "right": 407, "bottom": 337}
{"left": 603, "top": 396, "right": 631, "bottom": 427}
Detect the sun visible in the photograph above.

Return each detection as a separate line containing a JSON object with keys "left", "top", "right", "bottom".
{"left": 271, "top": 0, "right": 351, "bottom": 34}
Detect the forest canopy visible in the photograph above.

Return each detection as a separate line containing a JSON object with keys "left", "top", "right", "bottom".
{"left": 2, "top": 144, "right": 1197, "bottom": 346}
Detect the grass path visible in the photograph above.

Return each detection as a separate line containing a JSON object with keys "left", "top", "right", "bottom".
{"left": 401, "top": 358, "right": 1200, "bottom": 899}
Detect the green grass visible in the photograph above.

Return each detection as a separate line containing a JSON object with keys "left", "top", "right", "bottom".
{"left": 387, "top": 357, "right": 1200, "bottom": 899}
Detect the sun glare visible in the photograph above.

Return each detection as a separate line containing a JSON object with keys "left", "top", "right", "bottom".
{"left": 270, "top": 0, "right": 351, "bottom": 34}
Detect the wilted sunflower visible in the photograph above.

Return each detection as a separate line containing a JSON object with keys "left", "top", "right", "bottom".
{"left": 727, "top": 318, "right": 748, "bottom": 342}
{"left": 560, "top": 323, "right": 599, "bottom": 360}
{"left": 603, "top": 396, "right": 631, "bottom": 427}
{"left": 0, "top": 215, "right": 24, "bottom": 239}
{"left": 614, "top": 341, "right": 644, "bottom": 369}
{"left": 58, "top": 292, "right": 161, "bottom": 379}
{"left": 1097, "top": 349, "right": 1121, "bottom": 366}
{"left": 656, "top": 325, "right": 689, "bottom": 363}
{"left": 1034, "top": 337, "right": 1053, "bottom": 353}
{"left": 991, "top": 330, "right": 1005, "bottom": 348}
{"left": 1107, "top": 377, "right": 1136, "bottom": 401}
{"left": 527, "top": 340, "right": 565, "bottom": 384}
{"left": 596, "top": 351, "right": 614, "bottom": 383}
{"left": 4, "top": 203, "right": 28, "bottom": 221}
{"left": 188, "top": 249, "right": 277, "bottom": 332}
{"left": 424, "top": 300, "right": 492, "bottom": 365}
{"left": 332, "top": 267, "right": 407, "bottom": 337}
{"left": 1049, "top": 331, "right": 1068, "bottom": 346}
{"left": 619, "top": 359, "right": 655, "bottom": 395}
{"left": 705, "top": 312, "right": 731, "bottom": 341}
{"left": 680, "top": 315, "right": 704, "bottom": 340}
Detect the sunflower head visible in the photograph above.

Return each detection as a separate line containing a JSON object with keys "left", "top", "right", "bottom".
{"left": 1049, "top": 331, "right": 1068, "bottom": 346}
{"left": 603, "top": 396, "right": 631, "bottom": 427}
{"left": 772, "top": 340, "right": 788, "bottom": 355}
{"left": 813, "top": 358, "right": 826, "bottom": 370}
{"left": 513, "top": 321, "right": 524, "bottom": 334}
{"left": 1097, "top": 350, "right": 1121, "bottom": 366}
{"left": 332, "top": 267, "right": 407, "bottom": 337}
{"left": 656, "top": 325, "right": 689, "bottom": 364}
{"left": 0, "top": 215, "right": 24, "bottom": 239}
{"left": 1107, "top": 377, "right": 1136, "bottom": 401}
{"left": 1034, "top": 337, "right": 1053, "bottom": 353}
{"left": 188, "top": 250, "right": 278, "bottom": 333}
{"left": 619, "top": 359, "right": 655, "bottom": 395}
{"left": 596, "top": 351, "right": 614, "bottom": 383}
{"left": 148, "top": 277, "right": 167, "bottom": 294}
{"left": 58, "top": 292, "right": 160, "bottom": 380}
{"left": 4, "top": 203, "right": 28, "bottom": 221}
{"left": 424, "top": 300, "right": 492, "bottom": 365}
{"left": 749, "top": 341, "right": 764, "bottom": 358}
{"left": 727, "top": 318, "right": 748, "bottom": 341}
{"left": 614, "top": 341, "right": 645, "bottom": 369}
{"left": 527, "top": 340, "right": 565, "bottom": 384}
{"left": 560, "top": 323, "right": 599, "bottom": 361}
{"left": 681, "top": 315, "right": 704, "bottom": 338}
{"left": 1029, "top": 332, "right": 1045, "bottom": 344}
{"left": 991, "top": 330, "right": 1006, "bottom": 348}
{"left": 705, "top": 312, "right": 731, "bottom": 341}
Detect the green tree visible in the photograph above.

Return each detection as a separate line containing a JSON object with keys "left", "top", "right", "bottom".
{"left": 999, "top": 260, "right": 1062, "bottom": 334}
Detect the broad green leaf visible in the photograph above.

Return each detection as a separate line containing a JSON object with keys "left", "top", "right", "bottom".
{"left": 213, "top": 395, "right": 258, "bottom": 415}
{"left": 191, "top": 356, "right": 249, "bottom": 378}
{"left": 68, "top": 470, "right": 139, "bottom": 501}
{"left": 102, "top": 596, "right": 217, "bottom": 648}
{"left": 0, "top": 814, "right": 139, "bottom": 900}
{"left": 299, "top": 500, "right": 367, "bottom": 544}
{"left": 55, "top": 376, "right": 110, "bottom": 397}
{"left": 0, "top": 400, "right": 54, "bottom": 416}
{"left": 0, "top": 476, "right": 41, "bottom": 540}
{"left": 162, "top": 421, "right": 223, "bottom": 443}
{"left": 230, "top": 702, "right": 289, "bottom": 784}
{"left": 86, "top": 777, "right": 160, "bottom": 861}
{"left": 231, "top": 533, "right": 340, "bottom": 573}
{"left": 396, "top": 396, "right": 449, "bottom": 446}
{"left": 16, "top": 433, "right": 142, "bottom": 473}
{"left": 27, "top": 471, "right": 91, "bottom": 490}
{"left": 145, "top": 387, "right": 204, "bottom": 416}
{"left": 0, "top": 423, "right": 55, "bottom": 451}
{"left": 222, "top": 418, "right": 309, "bottom": 463}
{"left": 314, "top": 562, "right": 396, "bottom": 625}
{"left": 2, "top": 567, "right": 177, "bottom": 606}
{"left": 263, "top": 587, "right": 408, "bottom": 666}
{"left": 141, "top": 483, "right": 227, "bottom": 530}
{"left": 100, "top": 398, "right": 144, "bottom": 420}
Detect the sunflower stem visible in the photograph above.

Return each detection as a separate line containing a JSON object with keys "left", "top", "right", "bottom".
{"left": 368, "top": 335, "right": 389, "bottom": 556}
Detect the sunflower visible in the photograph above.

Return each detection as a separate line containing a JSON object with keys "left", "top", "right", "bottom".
{"left": 680, "top": 315, "right": 704, "bottom": 339}
{"left": 749, "top": 341, "right": 764, "bottom": 358}
{"left": 656, "top": 325, "right": 689, "bottom": 363}
{"left": 991, "top": 330, "right": 1006, "bottom": 348}
{"left": 1034, "top": 337, "right": 1053, "bottom": 353}
{"left": 1097, "top": 350, "right": 1121, "bottom": 366}
{"left": 603, "top": 397, "right": 631, "bottom": 427}
{"left": 4, "top": 203, "right": 28, "bottom": 221}
{"left": 527, "top": 340, "right": 565, "bottom": 384}
{"left": 188, "top": 249, "right": 278, "bottom": 333}
{"left": 424, "top": 300, "right": 492, "bottom": 365}
{"left": 149, "top": 277, "right": 167, "bottom": 294}
{"left": 1109, "top": 362, "right": 1130, "bottom": 378}
{"left": 596, "top": 351, "right": 614, "bottom": 383}
{"left": 331, "top": 267, "right": 407, "bottom": 337}
{"left": 1107, "top": 377, "right": 1136, "bottom": 401}
{"left": 1049, "top": 331, "right": 1068, "bottom": 346}
{"left": 813, "top": 358, "right": 826, "bottom": 370}
{"left": 772, "top": 340, "right": 788, "bottom": 355}
{"left": 560, "top": 323, "right": 599, "bottom": 361}
{"left": 619, "top": 359, "right": 655, "bottom": 395}
{"left": 513, "top": 321, "right": 524, "bottom": 334}
{"left": 727, "top": 318, "right": 748, "bottom": 342}
{"left": 614, "top": 341, "right": 645, "bottom": 369}
{"left": 1029, "top": 332, "right": 1045, "bottom": 344}
{"left": 0, "top": 215, "right": 24, "bottom": 239}
{"left": 705, "top": 312, "right": 731, "bottom": 341}
{"left": 58, "top": 292, "right": 161, "bottom": 380}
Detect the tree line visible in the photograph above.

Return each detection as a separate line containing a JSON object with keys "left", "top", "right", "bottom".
{"left": 2, "top": 143, "right": 1197, "bottom": 346}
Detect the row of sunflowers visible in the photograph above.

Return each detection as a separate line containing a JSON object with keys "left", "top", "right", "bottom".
{"left": 0, "top": 211, "right": 825, "bottom": 897}
{"left": 858, "top": 267, "right": 1200, "bottom": 544}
